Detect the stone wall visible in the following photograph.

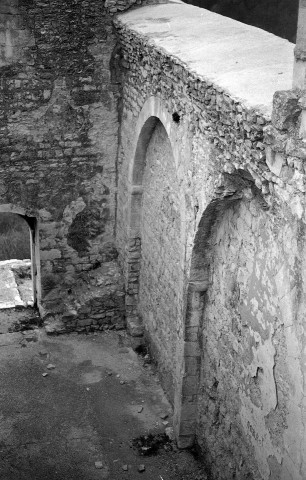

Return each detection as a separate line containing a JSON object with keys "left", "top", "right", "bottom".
{"left": 115, "top": 6, "right": 306, "bottom": 479}
{"left": 0, "top": 0, "right": 162, "bottom": 327}
{"left": 196, "top": 191, "right": 304, "bottom": 479}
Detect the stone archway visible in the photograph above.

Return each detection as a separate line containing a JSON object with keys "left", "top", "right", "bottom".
{"left": 174, "top": 171, "right": 254, "bottom": 448}
{"left": 0, "top": 204, "right": 41, "bottom": 309}
{"left": 124, "top": 96, "right": 185, "bottom": 338}
{"left": 123, "top": 96, "right": 189, "bottom": 401}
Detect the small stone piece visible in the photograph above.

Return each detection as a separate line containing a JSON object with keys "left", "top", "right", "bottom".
{"left": 138, "top": 464, "right": 145, "bottom": 472}
{"left": 42, "top": 373, "right": 48, "bottom": 377}
{"left": 119, "top": 347, "right": 129, "bottom": 353}
{"left": 165, "top": 427, "right": 174, "bottom": 441}
{"left": 122, "top": 464, "right": 128, "bottom": 471}
{"left": 120, "top": 380, "right": 125, "bottom": 385}
{"left": 107, "top": 371, "right": 112, "bottom": 376}
{"left": 95, "top": 461, "right": 103, "bottom": 469}
{"left": 39, "top": 350, "right": 48, "bottom": 357}
{"left": 160, "top": 413, "right": 168, "bottom": 420}
{"left": 162, "top": 421, "right": 169, "bottom": 426}
{"left": 137, "top": 406, "right": 143, "bottom": 413}
{"left": 47, "top": 364, "right": 56, "bottom": 370}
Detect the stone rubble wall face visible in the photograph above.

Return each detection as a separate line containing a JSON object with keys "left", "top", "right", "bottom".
{"left": 0, "top": 0, "right": 159, "bottom": 324}
{"left": 0, "top": 0, "right": 122, "bottom": 318}
{"left": 116, "top": 18, "right": 306, "bottom": 480}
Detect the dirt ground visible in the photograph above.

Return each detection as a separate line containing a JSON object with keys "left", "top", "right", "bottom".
{"left": 0, "top": 310, "right": 208, "bottom": 480}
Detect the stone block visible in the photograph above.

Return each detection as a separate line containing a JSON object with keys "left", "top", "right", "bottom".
{"left": 266, "top": 148, "right": 284, "bottom": 177}
{"left": 272, "top": 90, "right": 301, "bottom": 131}
{"left": 176, "top": 434, "right": 195, "bottom": 449}
{"left": 184, "top": 341, "right": 200, "bottom": 357}
{"left": 184, "top": 356, "right": 200, "bottom": 375}
{"left": 182, "top": 375, "right": 198, "bottom": 396}
{"left": 127, "top": 317, "right": 144, "bottom": 337}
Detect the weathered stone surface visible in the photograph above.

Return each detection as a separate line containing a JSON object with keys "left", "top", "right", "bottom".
{"left": 0, "top": 0, "right": 135, "bottom": 318}
{"left": 115, "top": 4, "right": 306, "bottom": 480}
{"left": 271, "top": 90, "right": 301, "bottom": 131}
{"left": 2, "top": 2, "right": 306, "bottom": 479}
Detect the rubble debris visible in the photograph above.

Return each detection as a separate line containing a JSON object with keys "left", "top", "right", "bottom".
{"left": 132, "top": 433, "right": 173, "bottom": 456}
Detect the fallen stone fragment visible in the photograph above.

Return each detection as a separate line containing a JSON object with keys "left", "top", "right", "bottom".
{"left": 122, "top": 464, "right": 128, "bottom": 471}
{"left": 39, "top": 350, "right": 48, "bottom": 357}
{"left": 107, "top": 371, "right": 112, "bottom": 376}
{"left": 160, "top": 413, "right": 168, "bottom": 420}
{"left": 119, "top": 347, "right": 129, "bottom": 353}
{"left": 120, "top": 380, "right": 125, "bottom": 385}
{"left": 138, "top": 464, "right": 146, "bottom": 472}
{"left": 162, "top": 421, "right": 169, "bottom": 426}
{"left": 165, "top": 427, "right": 174, "bottom": 441}
{"left": 25, "top": 333, "right": 38, "bottom": 343}
{"left": 137, "top": 406, "right": 143, "bottom": 413}
{"left": 47, "top": 364, "right": 56, "bottom": 370}
{"left": 42, "top": 373, "right": 48, "bottom": 377}
{"left": 95, "top": 461, "right": 103, "bottom": 469}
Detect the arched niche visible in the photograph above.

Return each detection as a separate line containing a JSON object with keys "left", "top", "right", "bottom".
{"left": 174, "top": 171, "right": 255, "bottom": 449}
{"left": 124, "top": 97, "right": 186, "bottom": 340}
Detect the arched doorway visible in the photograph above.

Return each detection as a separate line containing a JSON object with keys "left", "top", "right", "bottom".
{"left": 175, "top": 172, "right": 247, "bottom": 449}
{"left": 177, "top": 171, "right": 305, "bottom": 478}
{"left": 0, "top": 212, "right": 32, "bottom": 308}
{"left": 125, "top": 114, "right": 185, "bottom": 400}
{"left": 0, "top": 206, "right": 40, "bottom": 310}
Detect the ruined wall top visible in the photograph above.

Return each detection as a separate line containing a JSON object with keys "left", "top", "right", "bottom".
{"left": 116, "top": 1, "right": 294, "bottom": 117}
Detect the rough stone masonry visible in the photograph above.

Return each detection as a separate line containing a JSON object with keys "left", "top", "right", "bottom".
{"left": 0, "top": 0, "right": 161, "bottom": 331}
{"left": 2, "top": 1, "right": 306, "bottom": 480}
{"left": 116, "top": 3, "right": 306, "bottom": 480}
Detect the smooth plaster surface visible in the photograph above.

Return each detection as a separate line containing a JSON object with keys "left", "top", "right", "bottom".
{"left": 118, "top": 1, "right": 294, "bottom": 115}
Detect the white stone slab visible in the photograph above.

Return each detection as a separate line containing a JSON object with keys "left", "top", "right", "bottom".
{"left": 0, "top": 267, "right": 24, "bottom": 309}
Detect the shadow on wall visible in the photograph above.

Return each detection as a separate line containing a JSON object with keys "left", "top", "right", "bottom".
{"left": 183, "top": 0, "right": 299, "bottom": 42}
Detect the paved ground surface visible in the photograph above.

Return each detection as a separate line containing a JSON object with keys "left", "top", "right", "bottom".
{"left": 0, "top": 313, "right": 208, "bottom": 480}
